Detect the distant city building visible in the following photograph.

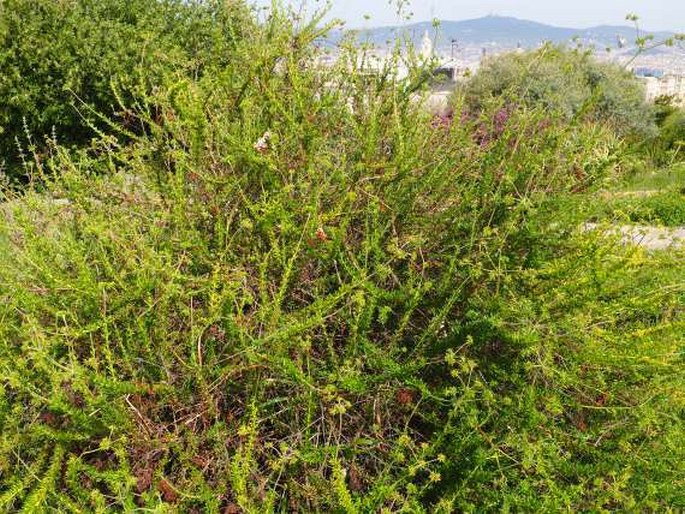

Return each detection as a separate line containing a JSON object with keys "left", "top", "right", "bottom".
{"left": 640, "top": 74, "right": 685, "bottom": 105}
{"left": 634, "top": 68, "right": 665, "bottom": 79}
{"left": 420, "top": 31, "right": 434, "bottom": 60}
{"left": 432, "top": 62, "right": 469, "bottom": 85}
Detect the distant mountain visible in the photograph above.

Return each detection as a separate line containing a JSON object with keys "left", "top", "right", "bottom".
{"left": 344, "top": 15, "right": 677, "bottom": 50}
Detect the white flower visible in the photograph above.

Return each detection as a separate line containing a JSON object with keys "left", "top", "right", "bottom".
{"left": 254, "top": 130, "right": 272, "bottom": 154}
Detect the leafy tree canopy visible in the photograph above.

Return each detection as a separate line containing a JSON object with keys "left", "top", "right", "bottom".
{"left": 460, "top": 45, "right": 657, "bottom": 140}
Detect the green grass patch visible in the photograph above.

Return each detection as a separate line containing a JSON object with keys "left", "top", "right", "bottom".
{"left": 593, "top": 190, "right": 685, "bottom": 227}
{"left": 618, "top": 162, "right": 685, "bottom": 192}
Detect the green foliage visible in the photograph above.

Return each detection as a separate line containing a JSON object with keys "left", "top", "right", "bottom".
{"left": 640, "top": 96, "right": 685, "bottom": 165}
{"left": 618, "top": 161, "right": 685, "bottom": 191}
{"left": 597, "top": 190, "right": 685, "bottom": 226}
{"left": 655, "top": 108, "right": 685, "bottom": 164}
{"left": 460, "top": 45, "right": 657, "bottom": 140}
{"left": 590, "top": 163, "right": 685, "bottom": 226}
{"left": 0, "top": 2, "right": 684, "bottom": 512}
{"left": 0, "top": 0, "right": 253, "bottom": 179}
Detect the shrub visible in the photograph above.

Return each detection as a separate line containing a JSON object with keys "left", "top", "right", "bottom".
{"left": 0, "top": 3, "right": 683, "bottom": 512}
{"left": 656, "top": 108, "right": 685, "bottom": 162}
{"left": 0, "top": 0, "right": 253, "bottom": 180}
{"left": 459, "top": 45, "right": 657, "bottom": 140}
{"left": 642, "top": 96, "right": 685, "bottom": 165}
{"left": 599, "top": 190, "right": 685, "bottom": 226}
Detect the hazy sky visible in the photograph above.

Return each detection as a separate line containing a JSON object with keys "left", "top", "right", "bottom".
{"left": 254, "top": 1, "right": 685, "bottom": 32}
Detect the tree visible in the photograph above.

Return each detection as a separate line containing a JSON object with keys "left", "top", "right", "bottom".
{"left": 459, "top": 45, "right": 657, "bottom": 139}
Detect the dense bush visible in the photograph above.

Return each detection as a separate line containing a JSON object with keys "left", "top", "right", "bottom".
{"left": 1, "top": 3, "right": 683, "bottom": 512}
{"left": 596, "top": 190, "right": 685, "bottom": 226}
{"left": 460, "top": 45, "right": 657, "bottom": 140}
{"left": 655, "top": 108, "right": 685, "bottom": 163}
{"left": 0, "top": 0, "right": 252, "bottom": 179}
{"left": 642, "top": 95, "right": 685, "bottom": 165}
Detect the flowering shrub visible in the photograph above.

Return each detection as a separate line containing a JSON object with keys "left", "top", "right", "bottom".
{"left": 0, "top": 3, "right": 683, "bottom": 512}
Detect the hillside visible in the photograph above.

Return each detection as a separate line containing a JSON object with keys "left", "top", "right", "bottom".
{"left": 350, "top": 15, "right": 676, "bottom": 49}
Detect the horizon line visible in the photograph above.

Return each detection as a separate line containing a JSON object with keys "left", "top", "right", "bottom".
{"left": 343, "top": 14, "right": 675, "bottom": 34}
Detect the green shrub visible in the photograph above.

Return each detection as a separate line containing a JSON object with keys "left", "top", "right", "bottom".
{"left": 642, "top": 96, "right": 685, "bottom": 165}
{"left": 656, "top": 108, "right": 685, "bottom": 161}
{"left": 599, "top": 191, "right": 685, "bottom": 226}
{"left": 460, "top": 45, "right": 657, "bottom": 140}
{"left": 1, "top": 4, "right": 683, "bottom": 512}
{"left": 0, "top": 0, "right": 252, "bottom": 180}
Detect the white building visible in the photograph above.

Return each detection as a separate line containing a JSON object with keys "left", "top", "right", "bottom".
{"left": 420, "top": 31, "right": 434, "bottom": 61}
{"left": 640, "top": 74, "right": 685, "bottom": 105}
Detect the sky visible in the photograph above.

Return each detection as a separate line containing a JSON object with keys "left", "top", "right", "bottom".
{"left": 253, "top": 0, "right": 685, "bottom": 32}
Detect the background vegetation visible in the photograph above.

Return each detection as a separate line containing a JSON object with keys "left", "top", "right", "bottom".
{"left": 648, "top": 95, "right": 685, "bottom": 165}
{"left": 459, "top": 45, "right": 658, "bottom": 140}
{"left": 0, "top": 0, "right": 252, "bottom": 179}
{"left": 0, "top": 1, "right": 683, "bottom": 512}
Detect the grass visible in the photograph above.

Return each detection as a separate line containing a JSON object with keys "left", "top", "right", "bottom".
{"left": 600, "top": 190, "right": 685, "bottom": 226}
{"left": 617, "top": 161, "right": 685, "bottom": 192}
{"left": 583, "top": 162, "right": 685, "bottom": 227}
